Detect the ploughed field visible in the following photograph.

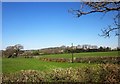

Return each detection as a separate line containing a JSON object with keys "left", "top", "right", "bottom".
{"left": 2, "top": 51, "right": 119, "bottom": 74}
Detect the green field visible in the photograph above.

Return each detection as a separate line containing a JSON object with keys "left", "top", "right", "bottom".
{"left": 2, "top": 58, "right": 99, "bottom": 73}
{"left": 40, "top": 51, "right": 119, "bottom": 58}
{"left": 2, "top": 51, "right": 119, "bottom": 74}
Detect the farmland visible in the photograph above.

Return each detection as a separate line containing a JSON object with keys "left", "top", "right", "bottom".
{"left": 2, "top": 51, "right": 119, "bottom": 73}
{"left": 2, "top": 51, "right": 120, "bottom": 82}
{"left": 2, "top": 57, "right": 99, "bottom": 74}
{"left": 40, "top": 51, "right": 119, "bottom": 58}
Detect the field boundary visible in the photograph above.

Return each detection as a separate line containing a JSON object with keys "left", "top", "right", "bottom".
{"left": 39, "top": 56, "right": 120, "bottom": 64}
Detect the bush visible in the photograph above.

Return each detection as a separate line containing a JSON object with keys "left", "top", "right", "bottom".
{"left": 74, "top": 57, "right": 120, "bottom": 64}
{"left": 39, "top": 58, "right": 70, "bottom": 63}
{"left": 48, "top": 67, "right": 101, "bottom": 82}
{"left": 99, "top": 64, "right": 120, "bottom": 83}
{"left": 40, "top": 57, "right": 120, "bottom": 64}
{"left": 2, "top": 64, "right": 120, "bottom": 83}
{"left": 48, "top": 67, "right": 83, "bottom": 82}
{"left": 32, "top": 51, "right": 39, "bottom": 56}
{"left": 2, "top": 70, "right": 45, "bottom": 82}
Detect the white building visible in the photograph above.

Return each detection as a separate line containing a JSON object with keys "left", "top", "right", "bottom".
{"left": 76, "top": 45, "right": 82, "bottom": 49}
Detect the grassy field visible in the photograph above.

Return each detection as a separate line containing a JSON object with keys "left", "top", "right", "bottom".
{"left": 40, "top": 51, "right": 119, "bottom": 58}
{"left": 2, "top": 51, "right": 119, "bottom": 74}
{"left": 2, "top": 57, "right": 100, "bottom": 74}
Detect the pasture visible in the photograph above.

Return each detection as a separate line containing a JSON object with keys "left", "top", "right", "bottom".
{"left": 40, "top": 51, "right": 119, "bottom": 58}
{"left": 2, "top": 57, "right": 99, "bottom": 73}
{"left": 2, "top": 51, "right": 119, "bottom": 74}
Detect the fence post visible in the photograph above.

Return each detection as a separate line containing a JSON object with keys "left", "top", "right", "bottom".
{"left": 72, "top": 43, "right": 73, "bottom": 63}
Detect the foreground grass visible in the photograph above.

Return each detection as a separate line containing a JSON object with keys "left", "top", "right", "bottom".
{"left": 2, "top": 57, "right": 99, "bottom": 74}
{"left": 40, "top": 51, "right": 119, "bottom": 58}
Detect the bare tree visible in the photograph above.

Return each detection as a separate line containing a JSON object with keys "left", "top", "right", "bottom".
{"left": 14, "top": 44, "right": 24, "bottom": 56}
{"left": 5, "top": 46, "right": 16, "bottom": 58}
{"left": 69, "top": 2, "right": 120, "bottom": 37}
{"left": 5, "top": 44, "right": 23, "bottom": 58}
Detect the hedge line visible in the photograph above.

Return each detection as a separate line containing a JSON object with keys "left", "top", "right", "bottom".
{"left": 2, "top": 64, "right": 120, "bottom": 83}
{"left": 39, "top": 56, "right": 120, "bottom": 64}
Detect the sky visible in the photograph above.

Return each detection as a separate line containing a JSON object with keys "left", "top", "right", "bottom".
{"left": 2, "top": 2, "right": 118, "bottom": 50}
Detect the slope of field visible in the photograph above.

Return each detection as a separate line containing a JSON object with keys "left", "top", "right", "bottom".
{"left": 2, "top": 58, "right": 99, "bottom": 74}
{"left": 40, "top": 51, "right": 119, "bottom": 58}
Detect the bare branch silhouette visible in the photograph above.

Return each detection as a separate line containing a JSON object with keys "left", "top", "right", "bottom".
{"left": 69, "top": 2, "right": 120, "bottom": 37}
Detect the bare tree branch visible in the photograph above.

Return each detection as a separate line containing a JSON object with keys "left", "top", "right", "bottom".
{"left": 69, "top": 2, "right": 120, "bottom": 37}
{"left": 99, "top": 27, "right": 120, "bottom": 37}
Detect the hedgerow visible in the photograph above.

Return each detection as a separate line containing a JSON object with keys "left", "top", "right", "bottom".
{"left": 39, "top": 57, "right": 120, "bottom": 64}
{"left": 2, "top": 64, "right": 120, "bottom": 83}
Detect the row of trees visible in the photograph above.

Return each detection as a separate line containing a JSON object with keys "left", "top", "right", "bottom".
{"left": 2, "top": 44, "right": 40, "bottom": 58}
{"left": 64, "top": 46, "right": 112, "bottom": 53}
{"left": 2, "top": 44, "right": 119, "bottom": 58}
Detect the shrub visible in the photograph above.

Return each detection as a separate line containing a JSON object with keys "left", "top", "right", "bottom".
{"left": 47, "top": 67, "right": 102, "bottom": 82}
{"left": 48, "top": 67, "right": 83, "bottom": 82}
{"left": 74, "top": 57, "right": 120, "bottom": 64}
{"left": 2, "top": 64, "right": 120, "bottom": 83}
{"left": 99, "top": 64, "right": 120, "bottom": 83}
{"left": 40, "top": 58, "right": 70, "bottom": 63}
{"left": 40, "top": 57, "right": 120, "bottom": 64}
{"left": 2, "top": 70, "right": 46, "bottom": 82}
